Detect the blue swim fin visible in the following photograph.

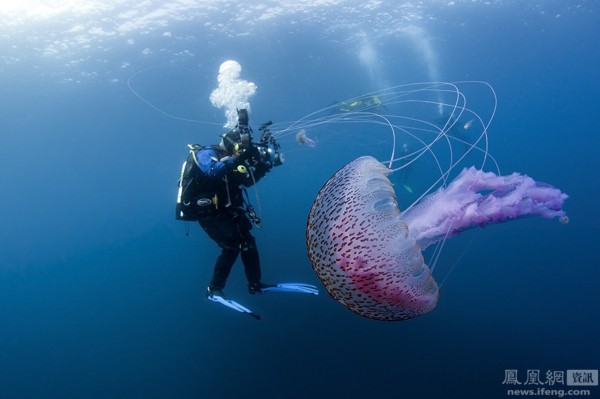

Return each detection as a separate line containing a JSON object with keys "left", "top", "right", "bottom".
{"left": 258, "top": 282, "right": 319, "bottom": 295}
{"left": 207, "top": 292, "right": 261, "bottom": 320}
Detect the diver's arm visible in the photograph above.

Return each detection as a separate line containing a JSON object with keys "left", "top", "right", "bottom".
{"left": 197, "top": 148, "right": 236, "bottom": 179}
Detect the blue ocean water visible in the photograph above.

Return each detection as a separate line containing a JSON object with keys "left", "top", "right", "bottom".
{"left": 1, "top": 2, "right": 598, "bottom": 398}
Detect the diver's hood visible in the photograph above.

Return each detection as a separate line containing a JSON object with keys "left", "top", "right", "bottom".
{"left": 222, "top": 127, "right": 252, "bottom": 154}
{"left": 222, "top": 129, "right": 241, "bottom": 154}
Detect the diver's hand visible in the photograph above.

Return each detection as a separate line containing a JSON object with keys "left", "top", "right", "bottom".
{"left": 220, "top": 152, "right": 240, "bottom": 163}
{"left": 225, "top": 150, "right": 246, "bottom": 161}
{"left": 220, "top": 154, "right": 240, "bottom": 171}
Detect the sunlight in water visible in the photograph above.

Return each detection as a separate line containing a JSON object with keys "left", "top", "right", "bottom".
{"left": 0, "top": 0, "right": 104, "bottom": 23}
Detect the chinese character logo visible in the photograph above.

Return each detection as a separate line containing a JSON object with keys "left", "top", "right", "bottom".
{"left": 502, "top": 370, "right": 521, "bottom": 385}
{"left": 567, "top": 370, "right": 598, "bottom": 386}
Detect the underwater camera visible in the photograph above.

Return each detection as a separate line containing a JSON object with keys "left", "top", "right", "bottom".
{"left": 237, "top": 108, "right": 249, "bottom": 127}
{"left": 258, "top": 146, "right": 284, "bottom": 167}
{"left": 236, "top": 109, "right": 252, "bottom": 150}
{"left": 257, "top": 120, "right": 284, "bottom": 167}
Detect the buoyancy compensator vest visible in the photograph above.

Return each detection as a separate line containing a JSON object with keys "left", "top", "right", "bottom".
{"left": 175, "top": 144, "right": 227, "bottom": 221}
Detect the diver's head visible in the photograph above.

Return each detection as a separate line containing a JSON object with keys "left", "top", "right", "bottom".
{"left": 220, "top": 128, "right": 252, "bottom": 155}
{"left": 219, "top": 108, "right": 252, "bottom": 154}
{"left": 220, "top": 129, "right": 242, "bottom": 154}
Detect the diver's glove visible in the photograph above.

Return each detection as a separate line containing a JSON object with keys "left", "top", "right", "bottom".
{"left": 221, "top": 154, "right": 250, "bottom": 177}
{"left": 220, "top": 153, "right": 241, "bottom": 171}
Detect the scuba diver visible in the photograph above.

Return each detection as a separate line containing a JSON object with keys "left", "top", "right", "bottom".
{"left": 337, "top": 95, "right": 383, "bottom": 113}
{"left": 176, "top": 109, "right": 317, "bottom": 319}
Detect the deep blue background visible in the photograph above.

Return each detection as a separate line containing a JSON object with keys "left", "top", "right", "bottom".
{"left": 1, "top": 2, "right": 598, "bottom": 398}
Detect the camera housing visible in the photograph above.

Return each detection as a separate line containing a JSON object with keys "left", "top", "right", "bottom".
{"left": 237, "top": 108, "right": 249, "bottom": 127}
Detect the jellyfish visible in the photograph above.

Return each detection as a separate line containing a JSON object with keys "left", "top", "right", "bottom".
{"left": 268, "top": 82, "right": 568, "bottom": 321}
{"left": 295, "top": 129, "right": 316, "bottom": 148}
{"left": 306, "top": 156, "right": 567, "bottom": 321}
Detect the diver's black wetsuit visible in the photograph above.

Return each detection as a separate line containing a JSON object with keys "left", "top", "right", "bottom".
{"left": 181, "top": 144, "right": 270, "bottom": 292}
{"left": 199, "top": 207, "right": 261, "bottom": 291}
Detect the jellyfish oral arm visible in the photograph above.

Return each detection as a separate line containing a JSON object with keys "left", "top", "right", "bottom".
{"left": 401, "top": 167, "right": 569, "bottom": 250}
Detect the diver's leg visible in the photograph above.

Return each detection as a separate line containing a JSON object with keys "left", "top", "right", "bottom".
{"left": 210, "top": 247, "right": 239, "bottom": 291}
{"left": 240, "top": 234, "right": 261, "bottom": 286}
{"left": 237, "top": 215, "right": 262, "bottom": 289}
{"left": 198, "top": 215, "right": 240, "bottom": 291}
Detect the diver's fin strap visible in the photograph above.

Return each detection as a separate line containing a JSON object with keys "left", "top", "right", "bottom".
{"left": 208, "top": 294, "right": 261, "bottom": 320}
{"left": 259, "top": 283, "right": 319, "bottom": 295}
